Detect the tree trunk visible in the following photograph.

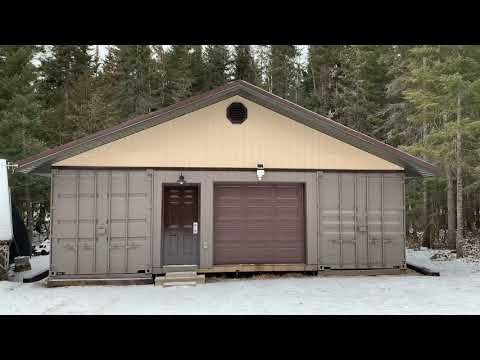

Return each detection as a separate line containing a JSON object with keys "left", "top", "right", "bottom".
{"left": 25, "top": 184, "right": 34, "bottom": 247}
{"left": 446, "top": 167, "right": 456, "bottom": 249}
{"left": 422, "top": 179, "right": 431, "bottom": 247}
{"left": 475, "top": 194, "right": 480, "bottom": 230}
{"left": 310, "top": 58, "right": 317, "bottom": 94}
{"left": 456, "top": 93, "right": 464, "bottom": 257}
{"left": 421, "top": 55, "right": 431, "bottom": 247}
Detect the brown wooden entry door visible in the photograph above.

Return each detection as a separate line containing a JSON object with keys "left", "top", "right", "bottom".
{"left": 163, "top": 186, "right": 199, "bottom": 265}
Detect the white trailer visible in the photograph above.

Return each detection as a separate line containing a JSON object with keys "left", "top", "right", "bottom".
{"left": 0, "top": 159, "right": 13, "bottom": 278}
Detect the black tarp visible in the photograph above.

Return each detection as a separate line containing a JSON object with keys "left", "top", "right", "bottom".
{"left": 9, "top": 203, "right": 31, "bottom": 263}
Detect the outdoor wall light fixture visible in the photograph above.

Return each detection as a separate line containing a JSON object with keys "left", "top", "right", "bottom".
{"left": 177, "top": 173, "right": 186, "bottom": 185}
{"left": 256, "top": 164, "right": 265, "bottom": 181}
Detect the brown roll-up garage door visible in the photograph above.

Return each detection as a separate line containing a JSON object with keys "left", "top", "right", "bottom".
{"left": 214, "top": 183, "right": 305, "bottom": 265}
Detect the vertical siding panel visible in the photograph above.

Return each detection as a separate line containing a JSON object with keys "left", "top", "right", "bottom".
{"left": 49, "top": 170, "right": 56, "bottom": 274}
{"left": 306, "top": 172, "right": 318, "bottom": 265}
{"left": 75, "top": 171, "right": 80, "bottom": 274}
{"left": 153, "top": 170, "right": 162, "bottom": 268}
{"left": 146, "top": 169, "right": 153, "bottom": 272}
{"left": 201, "top": 173, "right": 213, "bottom": 268}
{"left": 338, "top": 174, "right": 342, "bottom": 267}
{"left": 107, "top": 171, "right": 112, "bottom": 273}
{"left": 92, "top": 172, "right": 97, "bottom": 273}
{"left": 316, "top": 171, "right": 322, "bottom": 268}
{"left": 365, "top": 175, "right": 370, "bottom": 267}
{"left": 353, "top": 173, "right": 357, "bottom": 267}
{"left": 124, "top": 172, "right": 129, "bottom": 273}
{"left": 381, "top": 174, "right": 385, "bottom": 267}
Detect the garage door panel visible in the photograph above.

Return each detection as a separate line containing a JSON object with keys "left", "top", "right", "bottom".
{"left": 215, "top": 206, "right": 242, "bottom": 219}
{"left": 214, "top": 183, "right": 305, "bottom": 265}
{"left": 247, "top": 206, "right": 274, "bottom": 218}
{"left": 276, "top": 206, "right": 302, "bottom": 218}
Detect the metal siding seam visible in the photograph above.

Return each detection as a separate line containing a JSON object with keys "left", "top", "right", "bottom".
{"left": 93, "top": 172, "right": 97, "bottom": 273}
{"left": 124, "top": 172, "right": 129, "bottom": 273}
{"left": 366, "top": 175, "right": 370, "bottom": 267}
{"left": 148, "top": 170, "right": 154, "bottom": 271}
{"left": 338, "top": 173, "right": 342, "bottom": 268}
{"left": 107, "top": 171, "right": 112, "bottom": 273}
{"left": 49, "top": 170, "right": 55, "bottom": 274}
{"left": 381, "top": 174, "right": 385, "bottom": 267}
{"left": 75, "top": 171, "right": 80, "bottom": 274}
{"left": 402, "top": 174, "right": 406, "bottom": 264}
{"left": 316, "top": 171, "right": 321, "bottom": 266}
{"left": 354, "top": 174, "right": 358, "bottom": 268}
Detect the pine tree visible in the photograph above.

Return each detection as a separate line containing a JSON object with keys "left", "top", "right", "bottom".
{"left": 270, "top": 45, "right": 298, "bottom": 100}
{"left": 37, "top": 45, "right": 94, "bottom": 146}
{"left": 254, "top": 45, "right": 272, "bottom": 91}
{"left": 204, "top": 45, "right": 230, "bottom": 89}
{"left": 163, "top": 45, "right": 193, "bottom": 105}
{"left": 150, "top": 45, "right": 167, "bottom": 109}
{"left": 190, "top": 45, "right": 207, "bottom": 94}
{"left": 102, "top": 45, "right": 155, "bottom": 118}
{"left": 401, "top": 45, "right": 480, "bottom": 251}
{"left": 0, "top": 45, "right": 49, "bottom": 240}
{"left": 304, "top": 45, "right": 344, "bottom": 117}
{"left": 232, "top": 45, "right": 257, "bottom": 84}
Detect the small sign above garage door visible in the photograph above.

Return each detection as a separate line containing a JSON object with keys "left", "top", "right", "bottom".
{"left": 214, "top": 183, "right": 305, "bottom": 265}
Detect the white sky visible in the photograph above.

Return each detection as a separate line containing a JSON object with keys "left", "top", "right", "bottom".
{"left": 33, "top": 45, "right": 309, "bottom": 68}
{"left": 97, "top": 45, "right": 309, "bottom": 65}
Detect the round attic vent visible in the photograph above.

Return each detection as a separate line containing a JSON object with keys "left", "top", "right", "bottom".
{"left": 227, "top": 102, "right": 248, "bottom": 124}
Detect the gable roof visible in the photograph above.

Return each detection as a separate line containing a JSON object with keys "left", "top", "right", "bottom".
{"left": 16, "top": 80, "right": 440, "bottom": 176}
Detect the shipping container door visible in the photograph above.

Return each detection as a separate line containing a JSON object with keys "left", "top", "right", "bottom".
{"left": 320, "top": 173, "right": 370, "bottom": 268}
{"left": 52, "top": 170, "right": 152, "bottom": 275}
{"left": 51, "top": 170, "right": 104, "bottom": 275}
{"left": 51, "top": 170, "right": 78, "bottom": 275}
{"left": 383, "top": 175, "right": 405, "bottom": 267}
{"left": 319, "top": 172, "right": 405, "bottom": 269}
{"left": 108, "top": 171, "right": 152, "bottom": 274}
{"left": 339, "top": 174, "right": 356, "bottom": 267}
{"left": 354, "top": 174, "right": 368, "bottom": 267}
{"left": 95, "top": 172, "right": 109, "bottom": 273}
{"left": 318, "top": 173, "right": 340, "bottom": 267}
{"left": 366, "top": 175, "right": 383, "bottom": 267}
{"left": 77, "top": 171, "right": 100, "bottom": 274}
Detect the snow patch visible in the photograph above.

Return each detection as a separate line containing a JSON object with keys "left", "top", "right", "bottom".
{"left": 1, "top": 249, "right": 480, "bottom": 314}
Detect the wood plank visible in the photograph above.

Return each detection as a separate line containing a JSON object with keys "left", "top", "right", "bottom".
{"left": 406, "top": 262, "right": 440, "bottom": 276}
{"left": 47, "top": 277, "right": 153, "bottom": 287}
{"left": 198, "top": 264, "right": 315, "bottom": 273}
{"left": 318, "top": 268, "right": 415, "bottom": 277}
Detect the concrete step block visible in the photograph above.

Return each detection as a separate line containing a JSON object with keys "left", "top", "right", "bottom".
{"left": 162, "top": 281, "right": 197, "bottom": 287}
{"left": 155, "top": 274, "right": 205, "bottom": 287}
{"left": 163, "top": 265, "right": 198, "bottom": 273}
{"left": 165, "top": 271, "right": 198, "bottom": 279}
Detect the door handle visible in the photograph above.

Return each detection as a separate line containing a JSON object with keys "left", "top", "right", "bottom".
{"left": 193, "top": 222, "right": 198, "bottom": 234}
{"left": 96, "top": 224, "right": 106, "bottom": 236}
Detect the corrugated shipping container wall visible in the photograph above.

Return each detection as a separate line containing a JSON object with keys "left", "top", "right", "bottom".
{"left": 318, "top": 172, "right": 405, "bottom": 269}
{"left": 50, "top": 169, "right": 153, "bottom": 276}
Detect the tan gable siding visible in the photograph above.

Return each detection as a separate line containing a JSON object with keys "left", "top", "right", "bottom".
{"left": 54, "top": 95, "right": 403, "bottom": 171}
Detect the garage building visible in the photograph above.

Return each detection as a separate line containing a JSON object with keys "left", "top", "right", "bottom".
{"left": 16, "top": 80, "right": 439, "bottom": 280}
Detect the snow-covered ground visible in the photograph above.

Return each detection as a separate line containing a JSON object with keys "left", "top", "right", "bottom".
{"left": 1, "top": 249, "right": 480, "bottom": 315}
